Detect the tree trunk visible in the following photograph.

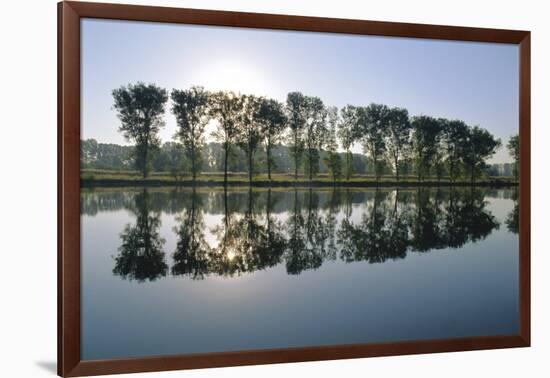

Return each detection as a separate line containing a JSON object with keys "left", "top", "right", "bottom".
{"left": 395, "top": 155, "right": 399, "bottom": 182}
{"left": 393, "top": 188, "right": 399, "bottom": 218}
{"left": 192, "top": 158, "right": 197, "bottom": 182}
{"left": 142, "top": 146, "right": 148, "bottom": 179}
{"left": 266, "top": 143, "right": 272, "bottom": 182}
{"left": 294, "top": 133, "right": 298, "bottom": 181}
{"left": 224, "top": 142, "right": 229, "bottom": 187}
{"left": 248, "top": 150, "right": 253, "bottom": 186}
{"left": 191, "top": 144, "right": 197, "bottom": 182}
{"left": 223, "top": 186, "right": 228, "bottom": 225}
{"left": 346, "top": 151, "right": 351, "bottom": 181}
{"left": 417, "top": 150, "right": 423, "bottom": 183}
{"left": 374, "top": 153, "right": 380, "bottom": 183}
{"left": 267, "top": 188, "right": 272, "bottom": 220}
{"left": 309, "top": 152, "right": 313, "bottom": 182}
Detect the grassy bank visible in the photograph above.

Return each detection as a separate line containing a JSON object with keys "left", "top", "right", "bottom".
{"left": 81, "top": 169, "right": 518, "bottom": 188}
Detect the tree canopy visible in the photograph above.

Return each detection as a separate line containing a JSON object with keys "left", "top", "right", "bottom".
{"left": 104, "top": 83, "right": 514, "bottom": 185}
{"left": 171, "top": 86, "right": 211, "bottom": 180}
{"left": 112, "top": 82, "right": 168, "bottom": 178}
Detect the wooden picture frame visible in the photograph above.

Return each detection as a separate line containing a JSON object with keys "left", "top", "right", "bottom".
{"left": 58, "top": 1, "right": 530, "bottom": 376}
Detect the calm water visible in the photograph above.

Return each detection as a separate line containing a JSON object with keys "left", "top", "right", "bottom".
{"left": 81, "top": 186, "right": 519, "bottom": 360}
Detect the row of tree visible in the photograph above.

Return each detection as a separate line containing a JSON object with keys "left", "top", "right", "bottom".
{"left": 81, "top": 139, "right": 518, "bottom": 178}
{"left": 112, "top": 82, "right": 519, "bottom": 184}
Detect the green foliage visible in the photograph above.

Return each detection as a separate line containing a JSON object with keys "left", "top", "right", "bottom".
{"left": 112, "top": 82, "right": 168, "bottom": 178}
{"left": 507, "top": 134, "right": 519, "bottom": 180}
{"left": 323, "top": 107, "right": 342, "bottom": 182}
{"left": 152, "top": 142, "right": 188, "bottom": 181}
{"left": 338, "top": 106, "right": 360, "bottom": 180}
{"left": 103, "top": 84, "right": 511, "bottom": 185}
{"left": 257, "top": 98, "right": 287, "bottom": 180}
{"left": 171, "top": 86, "right": 211, "bottom": 180}
{"left": 385, "top": 107, "right": 411, "bottom": 181}
{"left": 81, "top": 139, "right": 133, "bottom": 170}
{"left": 286, "top": 92, "right": 308, "bottom": 179}
{"left": 235, "top": 95, "right": 264, "bottom": 183}
{"left": 210, "top": 91, "right": 244, "bottom": 184}
{"left": 441, "top": 119, "right": 469, "bottom": 182}
{"left": 462, "top": 126, "right": 502, "bottom": 183}
{"left": 358, "top": 104, "right": 390, "bottom": 180}
{"left": 302, "top": 96, "right": 327, "bottom": 180}
{"left": 411, "top": 115, "right": 444, "bottom": 181}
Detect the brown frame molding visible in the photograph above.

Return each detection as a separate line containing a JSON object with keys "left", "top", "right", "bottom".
{"left": 58, "top": 1, "right": 531, "bottom": 376}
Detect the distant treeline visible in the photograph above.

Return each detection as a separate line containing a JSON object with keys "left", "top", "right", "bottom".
{"left": 81, "top": 138, "right": 517, "bottom": 178}
{"left": 96, "top": 82, "right": 519, "bottom": 185}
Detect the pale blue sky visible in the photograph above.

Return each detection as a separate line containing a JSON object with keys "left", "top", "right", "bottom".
{"left": 81, "top": 18, "right": 518, "bottom": 163}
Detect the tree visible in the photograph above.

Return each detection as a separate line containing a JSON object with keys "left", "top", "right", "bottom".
{"left": 433, "top": 122, "right": 447, "bottom": 183}
{"left": 385, "top": 107, "right": 411, "bottom": 181}
{"left": 171, "top": 86, "right": 210, "bottom": 182}
{"left": 411, "top": 115, "right": 443, "bottom": 181}
{"left": 462, "top": 126, "right": 501, "bottom": 183}
{"left": 338, "top": 105, "right": 359, "bottom": 180}
{"left": 112, "top": 82, "right": 168, "bottom": 178}
{"left": 303, "top": 96, "right": 327, "bottom": 181}
{"left": 235, "top": 95, "right": 263, "bottom": 185}
{"left": 442, "top": 119, "right": 469, "bottom": 184}
{"left": 323, "top": 106, "right": 342, "bottom": 183}
{"left": 80, "top": 138, "right": 133, "bottom": 170}
{"left": 507, "top": 134, "right": 519, "bottom": 180}
{"left": 153, "top": 142, "right": 187, "bottom": 181}
{"left": 257, "top": 98, "right": 287, "bottom": 182}
{"left": 358, "top": 104, "right": 389, "bottom": 181}
{"left": 286, "top": 92, "right": 307, "bottom": 181}
{"left": 210, "top": 91, "right": 242, "bottom": 186}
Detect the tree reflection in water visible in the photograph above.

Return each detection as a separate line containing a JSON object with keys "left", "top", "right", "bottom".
{"left": 506, "top": 189, "right": 519, "bottom": 234}
{"left": 112, "top": 189, "right": 168, "bottom": 282}
{"left": 98, "top": 186, "right": 511, "bottom": 281}
{"left": 171, "top": 187, "right": 211, "bottom": 279}
{"left": 285, "top": 189, "right": 334, "bottom": 274}
{"left": 339, "top": 190, "right": 408, "bottom": 264}
{"left": 210, "top": 188, "right": 286, "bottom": 277}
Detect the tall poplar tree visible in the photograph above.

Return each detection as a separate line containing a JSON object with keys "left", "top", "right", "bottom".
{"left": 112, "top": 82, "right": 168, "bottom": 178}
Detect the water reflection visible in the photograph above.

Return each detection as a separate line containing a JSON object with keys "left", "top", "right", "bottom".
{"left": 339, "top": 190, "right": 408, "bottom": 264}
{"left": 506, "top": 190, "right": 519, "bottom": 234}
{"left": 80, "top": 186, "right": 518, "bottom": 282}
{"left": 112, "top": 190, "right": 168, "bottom": 282}
{"left": 171, "top": 188, "right": 210, "bottom": 279}
{"left": 209, "top": 188, "right": 286, "bottom": 277}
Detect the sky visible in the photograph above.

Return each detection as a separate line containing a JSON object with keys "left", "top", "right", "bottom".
{"left": 81, "top": 18, "right": 519, "bottom": 163}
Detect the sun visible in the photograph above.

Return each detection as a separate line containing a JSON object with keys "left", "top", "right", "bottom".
{"left": 190, "top": 57, "right": 275, "bottom": 97}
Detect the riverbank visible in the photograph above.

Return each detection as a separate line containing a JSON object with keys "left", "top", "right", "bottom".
{"left": 81, "top": 170, "right": 518, "bottom": 188}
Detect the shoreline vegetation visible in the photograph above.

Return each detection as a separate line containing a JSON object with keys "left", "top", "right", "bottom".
{"left": 81, "top": 170, "right": 517, "bottom": 188}
{"left": 84, "top": 82, "right": 520, "bottom": 188}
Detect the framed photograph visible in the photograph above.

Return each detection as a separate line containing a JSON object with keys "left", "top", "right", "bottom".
{"left": 58, "top": 1, "right": 530, "bottom": 376}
